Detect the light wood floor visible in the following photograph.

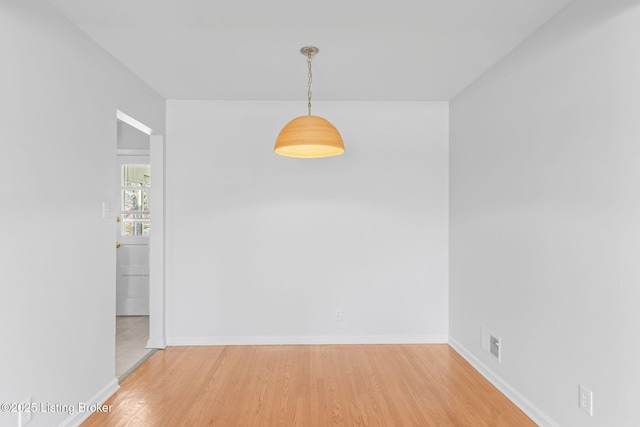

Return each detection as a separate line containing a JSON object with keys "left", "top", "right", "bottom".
{"left": 83, "top": 344, "right": 535, "bottom": 426}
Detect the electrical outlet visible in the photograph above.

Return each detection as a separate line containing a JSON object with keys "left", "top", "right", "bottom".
{"left": 335, "top": 308, "right": 343, "bottom": 321}
{"left": 579, "top": 385, "right": 593, "bottom": 416}
{"left": 19, "top": 397, "right": 32, "bottom": 426}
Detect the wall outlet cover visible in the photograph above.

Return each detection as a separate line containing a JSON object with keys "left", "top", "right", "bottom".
{"left": 481, "top": 327, "right": 501, "bottom": 363}
{"left": 579, "top": 385, "right": 593, "bottom": 416}
{"left": 18, "top": 396, "right": 32, "bottom": 426}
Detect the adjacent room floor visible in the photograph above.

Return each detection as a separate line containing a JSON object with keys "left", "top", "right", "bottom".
{"left": 115, "top": 316, "right": 154, "bottom": 380}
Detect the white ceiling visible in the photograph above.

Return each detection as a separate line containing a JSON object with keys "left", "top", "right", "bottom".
{"left": 47, "top": 0, "right": 572, "bottom": 101}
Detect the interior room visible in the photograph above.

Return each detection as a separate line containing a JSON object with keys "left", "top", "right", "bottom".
{"left": 1, "top": 0, "right": 639, "bottom": 426}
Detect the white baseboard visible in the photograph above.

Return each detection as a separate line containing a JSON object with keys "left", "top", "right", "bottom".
{"left": 58, "top": 378, "right": 119, "bottom": 427}
{"left": 167, "top": 334, "right": 449, "bottom": 346}
{"left": 448, "top": 337, "right": 560, "bottom": 427}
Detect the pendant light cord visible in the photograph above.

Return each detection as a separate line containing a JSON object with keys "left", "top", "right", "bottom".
{"left": 307, "top": 52, "right": 313, "bottom": 116}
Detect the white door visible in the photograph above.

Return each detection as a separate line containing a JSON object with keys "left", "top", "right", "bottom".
{"left": 116, "top": 156, "right": 150, "bottom": 315}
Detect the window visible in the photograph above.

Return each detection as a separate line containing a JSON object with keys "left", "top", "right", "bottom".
{"left": 120, "top": 164, "right": 150, "bottom": 236}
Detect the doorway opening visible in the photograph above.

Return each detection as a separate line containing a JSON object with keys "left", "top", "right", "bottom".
{"left": 115, "top": 112, "right": 162, "bottom": 381}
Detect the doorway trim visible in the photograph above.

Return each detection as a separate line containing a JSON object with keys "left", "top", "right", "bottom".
{"left": 147, "top": 134, "right": 166, "bottom": 349}
{"left": 117, "top": 110, "right": 152, "bottom": 136}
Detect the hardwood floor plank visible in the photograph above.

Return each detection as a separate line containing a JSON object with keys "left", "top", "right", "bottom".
{"left": 82, "top": 345, "right": 536, "bottom": 427}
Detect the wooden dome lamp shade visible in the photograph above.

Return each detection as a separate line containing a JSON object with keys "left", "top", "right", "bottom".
{"left": 274, "top": 47, "right": 344, "bottom": 158}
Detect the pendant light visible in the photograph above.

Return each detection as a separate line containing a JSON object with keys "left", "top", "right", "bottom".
{"left": 274, "top": 46, "right": 344, "bottom": 158}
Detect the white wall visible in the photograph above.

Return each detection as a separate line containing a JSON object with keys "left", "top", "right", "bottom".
{"left": 117, "top": 121, "right": 150, "bottom": 150}
{"left": 0, "top": 1, "right": 165, "bottom": 426}
{"left": 450, "top": 1, "right": 640, "bottom": 426}
{"left": 166, "top": 101, "right": 449, "bottom": 344}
